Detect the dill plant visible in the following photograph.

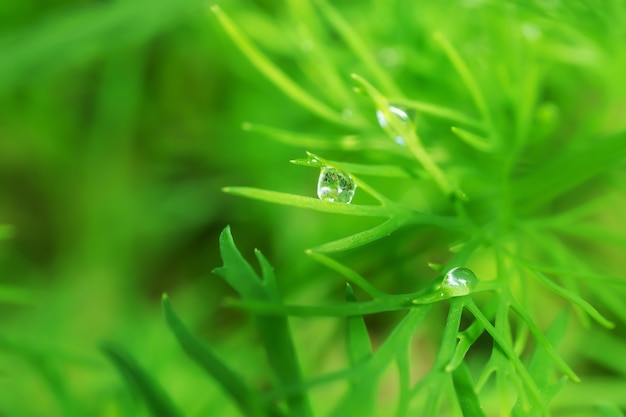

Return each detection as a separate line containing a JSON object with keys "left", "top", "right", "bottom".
{"left": 0, "top": 0, "right": 625, "bottom": 417}
{"left": 160, "top": 1, "right": 626, "bottom": 417}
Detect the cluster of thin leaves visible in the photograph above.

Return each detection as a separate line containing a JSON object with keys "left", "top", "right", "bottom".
{"left": 102, "top": 1, "right": 626, "bottom": 416}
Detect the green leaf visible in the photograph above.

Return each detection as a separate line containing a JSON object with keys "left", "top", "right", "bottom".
{"left": 211, "top": 5, "right": 353, "bottom": 128}
{"left": 306, "top": 251, "right": 388, "bottom": 298}
{"left": 244, "top": 123, "right": 403, "bottom": 154}
{"left": 162, "top": 295, "right": 278, "bottom": 417}
{"left": 101, "top": 344, "right": 181, "bottom": 417}
{"left": 345, "top": 283, "right": 373, "bottom": 366}
{"left": 509, "top": 300, "right": 579, "bottom": 381}
{"left": 311, "top": 217, "right": 405, "bottom": 252}
{"left": 213, "top": 227, "right": 313, "bottom": 417}
{"left": 390, "top": 98, "right": 484, "bottom": 130}
{"left": 526, "top": 267, "right": 614, "bottom": 329}
{"left": 223, "top": 187, "right": 391, "bottom": 217}
{"left": 451, "top": 126, "right": 494, "bottom": 152}
{"left": 351, "top": 73, "right": 464, "bottom": 199}
{"left": 512, "top": 310, "right": 570, "bottom": 417}
{"left": 314, "top": 0, "right": 400, "bottom": 97}
{"left": 464, "top": 299, "right": 550, "bottom": 416}
{"left": 452, "top": 362, "right": 487, "bottom": 417}
{"left": 432, "top": 32, "right": 493, "bottom": 136}
{"left": 329, "top": 306, "right": 431, "bottom": 417}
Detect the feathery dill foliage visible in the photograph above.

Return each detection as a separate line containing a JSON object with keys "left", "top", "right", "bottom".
{"left": 1, "top": 0, "right": 625, "bottom": 417}
{"left": 178, "top": 1, "right": 626, "bottom": 416}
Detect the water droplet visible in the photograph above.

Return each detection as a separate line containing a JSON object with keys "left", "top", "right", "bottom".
{"left": 376, "top": 103, "right": 414, "bottom": 145}
{"left": 441, "top": 267, "right": 478, "bottom": 296}
{"left": 317, "top": 167, "right": 357, "bottom": 204}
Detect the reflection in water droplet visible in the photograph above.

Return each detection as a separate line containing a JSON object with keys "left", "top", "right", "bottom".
{"left": 441, "top": 267, "right": 478, "bottom": 296}
{"left": 376, "top": 104, "right": 413, "bottom": 145}
{"left": 317, "top": 167, "right": 357, "bottom": 204}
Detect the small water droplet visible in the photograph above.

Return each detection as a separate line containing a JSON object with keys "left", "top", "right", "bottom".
{"left": 376, "top": 103, "right": 414, "bottom": 145}
{"left": 317, "top": 167, "right": 357, "bottom": 204}
{"left": 441, "top": 267, "right": 478, "bottom": 296}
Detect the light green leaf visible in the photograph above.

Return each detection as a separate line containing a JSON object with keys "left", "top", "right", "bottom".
{"left": 306, "top": 251, "right": 388, "bottom": 298}
{"left": 452, "top": 362, "right": 487, "bottom": 417}
{"left": 512, "top": 310, "right": 570, "bottom": 417}
{"left": 345, "top": 283, "right": 373, "bottom": 366}
{"left": 213, "top": 227, "right": 313, "bottom": 417}
{"left": 223, "top": 187, "right": 391, "bottom": 217}
{"left": 451, "top": 126, "right": 494, "bottom": 152}
{"left": 390, "top": 98, "right": 484, "bottom": 130}
{"left": 432, "top": 32, "right": 493, "bottom": 135}
{"left": 315, "top": 0, "right": 401, "bottom": 97}
{"left": 211, "top": 5, "right": 353, "bottom": 128}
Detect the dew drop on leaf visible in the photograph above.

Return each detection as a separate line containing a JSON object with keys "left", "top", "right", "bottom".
{"left": 376, "top": 103, "right": 413, "bottom": 145}
{"left": 441, "top": 267, "right": 478, "bottom": 296}
{"left": 317, "top": 166, "right": 357, "bottom": 204}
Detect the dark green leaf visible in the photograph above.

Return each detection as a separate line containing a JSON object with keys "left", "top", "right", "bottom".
{"left": 162, "top": 295, "right": 278, "bottom": 417}
{"left": 101, "top": 344, "right": 181, "bottom": 417}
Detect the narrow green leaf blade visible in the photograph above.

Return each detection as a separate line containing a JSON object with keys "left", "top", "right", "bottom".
{"left": 451, "top": 126, "right": 494, "bottom": 152}
{"left": 162, "top": 295, "right": 276, "bottom": 417}
{"left": 210, "top": 5, "right": 351, "bottom": 127}
{"left": 345, "top": 283, "right": 373, "bottom": 366}
{"left": 223, "top": 187, "right": 391, "bottom": 217}
{"left": 315, "top": 0, "right": 400, "bottom": 97}
{"left": 101, "top": 344, "right": 181, "bottom": 417}
{"left": 213, "top": 227, "right": 313, "bottom": 417}
{"left": 452, "top": 362, "right": 487, "bottom": 417}
{"left": 212, "top": 225, "right": 265, "bottom": 299}
{"left": 512, "top": 310, "right": 570, "bottom": 417}
{"left": 306, "top": 251, "right": 387, "bottom": 298}
{"left": 311, "top": 217, "right": 404, "bottom": 252}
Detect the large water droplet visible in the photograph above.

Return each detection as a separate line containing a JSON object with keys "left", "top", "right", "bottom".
{"left": 376, "top": 103, "right": 414, "bottom": 145}
{"left": 441, "top": 267, "right": 478, "bottom": 297}
{"left": 317, "top": 166, "right": 357, "bottom": 204}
